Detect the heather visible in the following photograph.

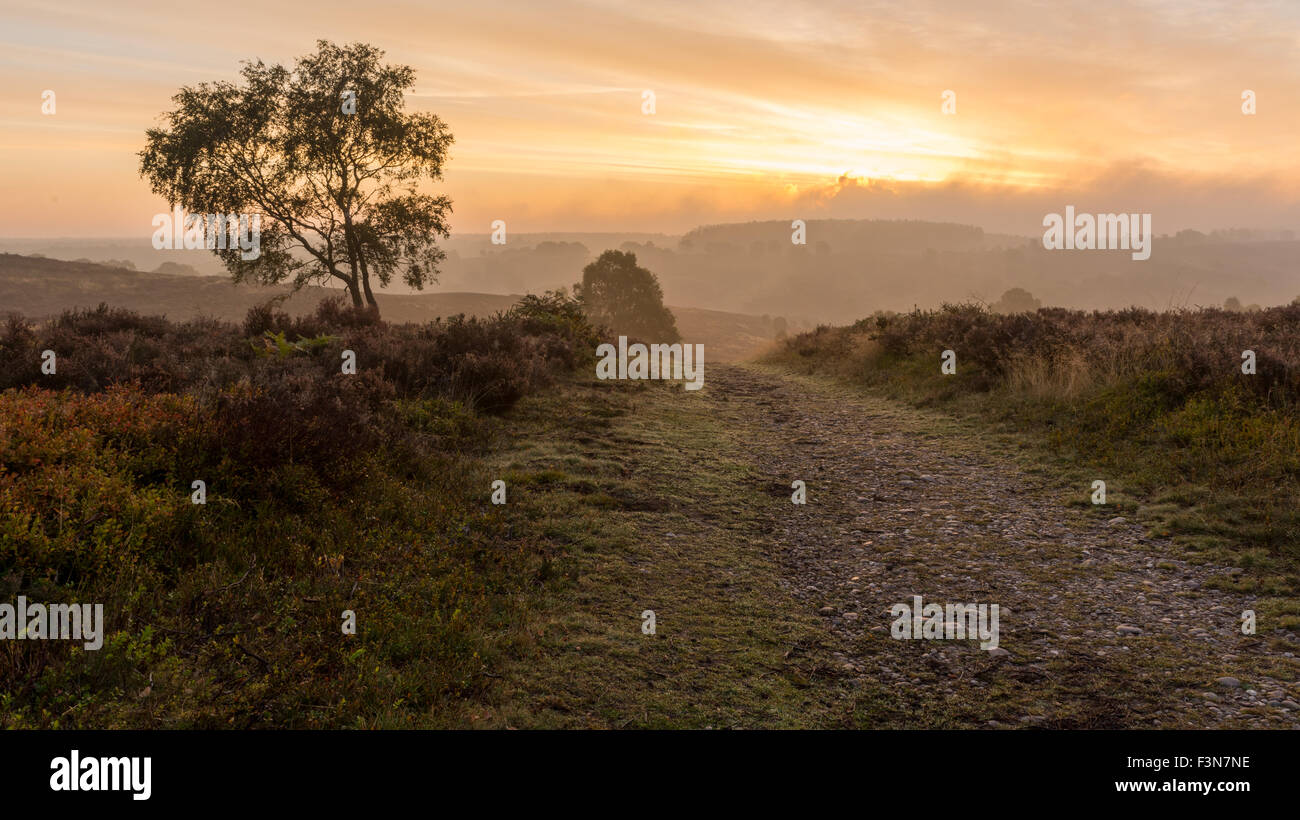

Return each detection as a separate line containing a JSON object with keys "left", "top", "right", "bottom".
{"left": 0, "top": 293, "right": 598, "bottom": 727}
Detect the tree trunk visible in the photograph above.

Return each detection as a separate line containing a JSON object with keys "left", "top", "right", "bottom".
{"left": 361, "top": 267, "right": 378, "bottom": 311}
{"left": 346, "top": 277, "right": 363, "bottom": 307}
{"left": 342, "top": 216, "right": 379, "bottom": 316}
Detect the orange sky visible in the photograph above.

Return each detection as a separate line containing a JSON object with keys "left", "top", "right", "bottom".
{"left": 2, "top": 0, "right": 1299, "bottom": 237}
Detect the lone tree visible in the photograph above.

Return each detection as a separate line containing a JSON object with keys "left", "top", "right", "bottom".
{"left": 139, "top": 41, "right": 453, "bottom": 313}
{"left": 576, "top": 250, "right": 680, "bottom": 342}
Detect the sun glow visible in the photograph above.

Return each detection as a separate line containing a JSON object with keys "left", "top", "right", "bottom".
{"left": 1, "top": 0, "right": 1299, "bottom": 236}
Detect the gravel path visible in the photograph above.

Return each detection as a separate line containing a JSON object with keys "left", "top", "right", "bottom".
{"left": 706, "top": 363, "right": 1300, "bottom": 728}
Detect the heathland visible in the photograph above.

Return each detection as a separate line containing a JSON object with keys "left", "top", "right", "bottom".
{"left": 2, "top": 256, "right": 1298, "bottom": 728}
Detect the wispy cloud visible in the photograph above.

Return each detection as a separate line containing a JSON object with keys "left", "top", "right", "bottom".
{"left": 1, "top": 0, "right": 1297, "bottom": 235}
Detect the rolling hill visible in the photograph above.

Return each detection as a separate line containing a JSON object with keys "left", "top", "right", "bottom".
{"left": 0, "top": 253, "right": 776, "bottom": 362}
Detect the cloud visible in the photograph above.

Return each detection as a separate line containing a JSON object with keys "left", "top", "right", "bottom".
{"left": 3, "top": 0, "right": 1299, "bottom": 235}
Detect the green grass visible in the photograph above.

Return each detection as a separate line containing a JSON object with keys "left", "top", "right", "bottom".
{"left": 456, "top": 375, "right": 881, "bottom": 728}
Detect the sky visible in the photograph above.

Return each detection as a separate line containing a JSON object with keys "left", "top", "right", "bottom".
{"left": 2, "top": 0, "right": 1299, "bottom": 238}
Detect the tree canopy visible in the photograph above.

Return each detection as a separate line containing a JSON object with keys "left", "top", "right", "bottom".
{"left": 139, "top": 40, "right": 454, "bottom": 312}
{"left": 576, "top": 250, "right": 680, "bottom": 342}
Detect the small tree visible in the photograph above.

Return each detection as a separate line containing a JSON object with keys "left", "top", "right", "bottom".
{"left": 139, "top": 41, "right": 454, "bottom": 314}
{"left": 575, "top": 250, "right": 680, "bottom": 342}
{"left": 992, "top": 287, "right": 1041, "bottom": 314}
{"left": 1224, "top": 296, "right": 1243, "bottom": 312}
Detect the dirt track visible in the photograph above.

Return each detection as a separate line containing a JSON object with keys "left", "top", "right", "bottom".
{"left": 702, "top": 363, "right": 1300, "bottom": 728}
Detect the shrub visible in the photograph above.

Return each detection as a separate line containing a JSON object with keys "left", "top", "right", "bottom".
{"left": 576, "top": 250, "right": 680, "bottom": 343}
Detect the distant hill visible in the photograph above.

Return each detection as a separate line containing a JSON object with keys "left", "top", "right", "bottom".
{"left": 0, "top": 253, "right": 520, "bottom": 324}
{"left": 0, "top": 253, "right": 777, "bottom": 361}
{"left": 14, "top": 217, "right": 1293, "bottom": 324}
